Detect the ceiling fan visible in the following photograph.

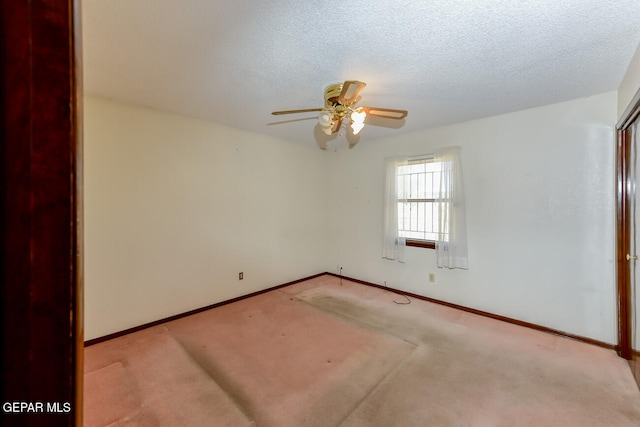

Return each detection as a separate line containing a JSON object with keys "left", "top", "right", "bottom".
{"left": 272, "top": 80, "right": 408, "bottom": 136}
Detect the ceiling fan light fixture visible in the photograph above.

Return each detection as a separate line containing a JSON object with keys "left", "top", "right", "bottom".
{"left": 350, "top": 108, "right": 366, "bottom": 135}
{"left": 318, "top": 111, "right": 333, "bottom": 127}
{"left": 321, "top": 125, "right": 334, "bottom": 135}
{"left": 350, "top": 109, "right": 366, "bottom": 123}
{"left": 351, "top": 121, "right": 365, "bottom": 135}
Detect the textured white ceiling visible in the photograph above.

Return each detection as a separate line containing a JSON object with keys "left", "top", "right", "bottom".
{"left": 83, "top": 0, "right": 640, "bottom": 146}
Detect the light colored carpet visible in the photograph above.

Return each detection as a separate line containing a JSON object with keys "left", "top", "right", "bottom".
{"left": 84, "top": 275, "right": 640, "bottom": 426}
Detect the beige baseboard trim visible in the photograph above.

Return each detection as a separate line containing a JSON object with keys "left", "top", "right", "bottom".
{"left": 327, "top": 272, "right": 616, "bottom": 351}
{"left": 84, "top": 272, "right": 326, "bottom": 346}
{"left": 86, "top": 271, "right": 615, "bottom": 352}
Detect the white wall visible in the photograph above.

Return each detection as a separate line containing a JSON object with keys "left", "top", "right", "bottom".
{"left": 618, "top": 42, "right": 640, "bottom": 118}
{"left": 86, "top": 92, "right": 619, "bottom": 344}
{"left": 326, "top": 92, "right": 617, "bottom": 344}
{"left": 84, "top": 96, "right": 328, "bottom": 340}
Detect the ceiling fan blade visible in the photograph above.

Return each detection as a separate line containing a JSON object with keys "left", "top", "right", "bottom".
{"left": 272, "top": 108, "right": 323, "bottom": 115}
{"left": 338, "top": 81, "right": 366, "bottom": 105}
{"left": 361, "top": 107, "right": 408, "bottom": 119}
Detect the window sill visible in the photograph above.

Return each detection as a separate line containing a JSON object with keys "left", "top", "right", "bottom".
{"left": 406, "top": 239, "right": 435, "bottom": 249}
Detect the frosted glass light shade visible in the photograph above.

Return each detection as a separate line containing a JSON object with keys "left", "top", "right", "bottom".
{"left": 350, "top": 109, "right": 366, "bottom": 134}
{"left": 351, "top": 121, "right": 364, "bottom": 135}
{"left": 318, "top": 112, "right": 332, "bottom": 127}
{"left": 350, "top": 110, "right": 366, "bottom": 123}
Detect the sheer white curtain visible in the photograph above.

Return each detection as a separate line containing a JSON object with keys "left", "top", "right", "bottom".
{"left": 434, "top": 146, "right": 468, "bottom": 269}
{"left": 382, "top": 156, "right": 408, "bottom": 262}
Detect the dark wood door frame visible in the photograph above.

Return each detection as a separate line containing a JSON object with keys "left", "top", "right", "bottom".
{"left": 1, "top": 1, "right": 83, "bottom": 425}
{"left": 617, "top": 126, "right": 633, "bottom": 360}
{"left": 617, "top": 88, "right": 640, "bottom": 364}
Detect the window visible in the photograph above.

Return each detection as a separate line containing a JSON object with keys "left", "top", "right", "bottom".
{"left": 396, "top": 157, "right": 448, "bottom": 249}
{"left": 383, "top": 147, "right": 467, "bottom": 268}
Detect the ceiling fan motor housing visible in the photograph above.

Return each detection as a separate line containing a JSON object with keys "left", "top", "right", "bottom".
{"left": 324, "top": 83, "right": 345, "bottom": 108}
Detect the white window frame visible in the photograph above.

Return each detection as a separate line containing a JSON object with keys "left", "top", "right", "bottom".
{"left": 396, "top": 156, "right": 448, "bottom": 249}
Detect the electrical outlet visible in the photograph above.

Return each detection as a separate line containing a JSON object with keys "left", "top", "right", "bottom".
{"left": 429, "top": 273, "right": 435, "bottom": 283}
{"left": 239, "top": 272, "right": 243, "bottom": 280}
